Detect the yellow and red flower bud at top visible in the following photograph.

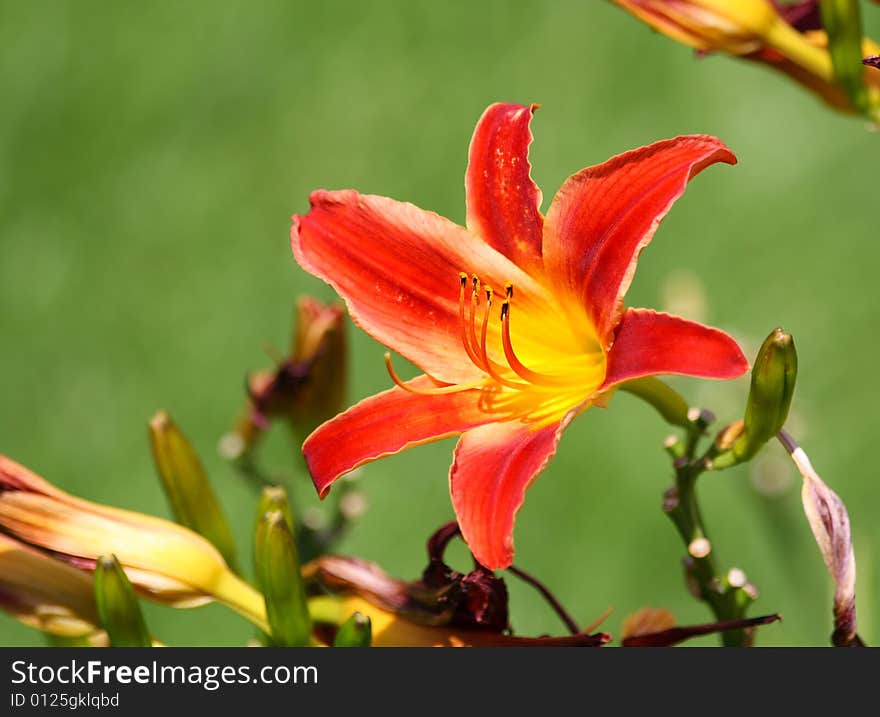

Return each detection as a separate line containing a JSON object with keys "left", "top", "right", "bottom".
{"left": 614, "top": 1, "right": 880, "bottom": 117}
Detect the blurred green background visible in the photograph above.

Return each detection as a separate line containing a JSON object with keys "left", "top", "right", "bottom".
{"left": 1, "top": 1, "right": 878, "bottom": 647}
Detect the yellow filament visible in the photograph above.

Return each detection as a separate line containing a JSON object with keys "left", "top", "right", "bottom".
{"left": 384, "top": 353, "right": 483, "bottom": 395}
{"left": 458, "top": 274, "right": 488, "bottom": 370}
{"left": 467, "top": 275, "right": 483, "bottom": 365}
{"left": 478, "top": 289, "right": 529, "bottom": 390}
{"left": 501, "top": 296, "right": 576, "bottom": 387}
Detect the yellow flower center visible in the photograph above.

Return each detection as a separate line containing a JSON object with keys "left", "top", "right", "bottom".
{"left": 385, "top": 273, "right": 607, "bottom": 424}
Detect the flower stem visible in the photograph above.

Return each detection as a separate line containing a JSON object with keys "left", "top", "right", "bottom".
{"left": 507, "top": 565, "right": 580, "bottom": 635}
{"left": 213, "top": 571, "right": 269, "bottom": 633}
{"left": 663, "top": 415, "right": 755, "bottom": 647}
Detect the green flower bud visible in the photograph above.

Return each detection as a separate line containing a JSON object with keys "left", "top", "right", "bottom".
{"left": 255, "top": 485, "right": 293, "bottom": 536}
{"left": 733, "top": 328, "right": 797, "bottom": 462}
{"left": 94, "top": 555, "right": 152, "bottom": 648}
{"left": 255, "top": 510, "right": 310, "bottom": 646}
{"left": 149, "top": 411, "right": 238, "bottom": 570}
{"left": 333, "top": 611, "right": 372, "bottom": 647}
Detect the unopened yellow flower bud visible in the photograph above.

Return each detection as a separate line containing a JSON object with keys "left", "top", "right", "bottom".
{"left": 0, "top": 532, "right": 104, "bottom": 640}
{"left": 0, "top": 455, "right": 266, "bottom": 631}
{"left": 613, "top": 0, "right": 780, "bottom": 54}
{"left": 615, "top": 0, "right": 880, "bottom": 120}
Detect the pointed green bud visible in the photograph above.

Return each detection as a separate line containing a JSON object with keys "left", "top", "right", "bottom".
{"left": 94, "top": 555, "right": 152, "bottom": 648}
{"left": 732, "top": 328, "right": 797, "bottom": 462}
{"left": 149, "top": 411, "right": 238, "bottom": 570}
{"left": 333, "top": 611, "right": 372, "bottom": 647}
{"left": 254, "top": 510, "right": 310, "bottom": 646}
{"left": 255, "top": 485, "right": 293, "bottom": 535}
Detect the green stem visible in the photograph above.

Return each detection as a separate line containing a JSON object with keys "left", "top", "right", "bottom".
{"left": 625, "top": 379, "right": 758, "bottom": 645}
{"left": 664, "top": 420, "right": 754, "bottom": 647}
{"left": 819, "top": 0, "right": 869, "bottom": 114}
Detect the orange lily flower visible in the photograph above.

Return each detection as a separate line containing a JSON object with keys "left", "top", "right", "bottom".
{"left": 291, "top": 103, "right": 748, "bottom": 569}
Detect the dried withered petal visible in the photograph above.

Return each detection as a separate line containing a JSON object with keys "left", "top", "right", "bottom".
{"left": 772, "top": 1, "right": 823, "bottom": 33}
{"left": 778, "top": 430, "right": 863, "bottom": 647}
{"left": 304, "top": 522, "right": 510, "bottom": 632}
{"left": 622, "top": 613, "right": 781, "bottom": 647}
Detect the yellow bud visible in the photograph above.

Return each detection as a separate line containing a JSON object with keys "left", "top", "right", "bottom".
{"left": 0, "top": 455, "right": 266, "bottom": 631}
{"left": 615, "top": 0, "right": 880, "bottom": 119}
{"left": 613, "top": 0, "right": 779, "bottom": 54}
{"left": 0, "top": 532, "right": 104, "bottom": 640}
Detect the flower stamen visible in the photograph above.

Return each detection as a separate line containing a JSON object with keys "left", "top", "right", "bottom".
{"left": 501, "top": 290, "right": 576, "bottom": 387}
{"left": 458, "top": 273, "right": 487, "bottom": 370}
{"left": 468, "top": 275, "right": 483, "bottom": 364}
{"left": 401, "top": 273, "right": 597, "bottom": 395}
{"left": 384, "top": 353, "right": 483, "bottom": 395}
{"left": 478, "top": 286, "right": 529, "bottom": 390}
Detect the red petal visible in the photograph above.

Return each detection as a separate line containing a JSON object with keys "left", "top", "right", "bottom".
{"left": 450, "top": 414, "right": 574, "bottom": 570}
{"left": 303, "top": 376, "right": 491, "bottom": 498}
{"left": 543, "top": 136, "right": 736, "bottom": 343}
{"left": 292, "top": 190, "right": 554, "bottom": 385}
{"left": 466, "top": 103, "right": 544, "bottom": 273}
{"left": 601, "top": 309, "right": 749, "bottom": 389}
